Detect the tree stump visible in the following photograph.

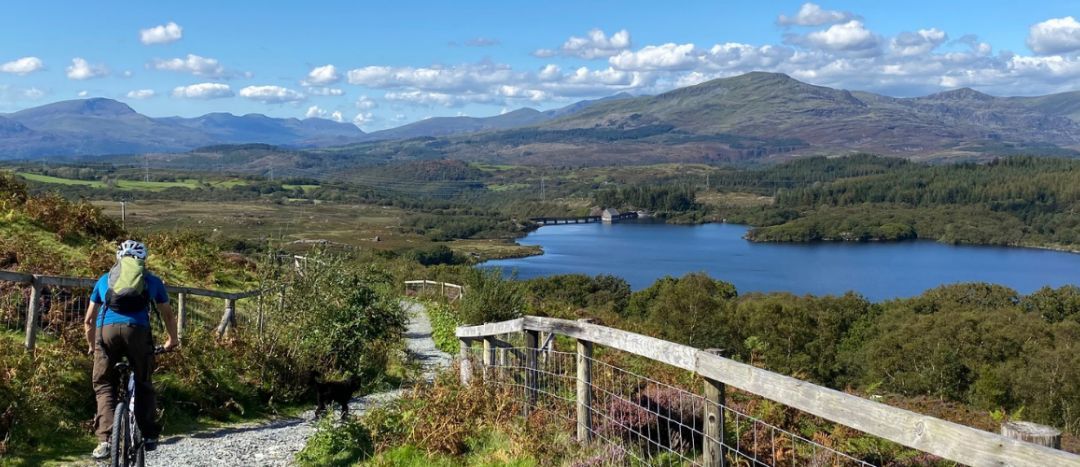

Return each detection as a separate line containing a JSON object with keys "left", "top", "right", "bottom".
{"left": 1001, "top": 421, "right": 1062, "bottom": 449}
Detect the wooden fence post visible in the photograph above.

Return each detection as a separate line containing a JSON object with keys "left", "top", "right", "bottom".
{"left": 176, "top": 293, "right": 186, "bottom": 340}
{"left": 216, "top": 298, "right": 235, "bottom": 339}
{"left": 1002, "top": 421, "right": 1062, "bottom": 450}
{"left": 525, "top": 329, "right": 539, "bottom": 415}
{"left": 522, "top": 330, "right": 540, "bottom": 415}
{"left": 24, "top": 277, "right": 42, "bottom": 351}
{"left": 576, "top": 319, "right": 594, "bottom": 443}
{"left": 703, "top": 348, "right": 726, "bottom": 467}
{"left": 483, "top": 336, "right": 495, "bottom": 381}
{"left": 496, "top": 333, "right": 507, "bottom": 379}
{"left": 256, "top": 291, "right": 265, "bottom": 337}
{"left": 459, "top": 338, "right": 473, "bottom": 386}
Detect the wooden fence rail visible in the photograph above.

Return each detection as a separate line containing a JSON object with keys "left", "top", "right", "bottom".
{"left": 456, "top": 316, "right": 1080, "bottom": 467}
{"left": 1, "top": 270, "right": 262, "bottom": 350}
{"left": 404, "top": 280, "right": 465, "bottom": 302}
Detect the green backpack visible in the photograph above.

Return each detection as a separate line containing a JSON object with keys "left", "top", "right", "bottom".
{"left": 105, "top": 256, "right": 150, "bottom": 313}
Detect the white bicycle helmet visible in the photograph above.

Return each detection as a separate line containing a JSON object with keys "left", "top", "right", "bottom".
{"left": 116, "top": 240, "right": 148, "bottom": 260}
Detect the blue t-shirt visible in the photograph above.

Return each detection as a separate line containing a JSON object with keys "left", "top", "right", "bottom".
{"left": 90, "top": 272, "right": 169, "bottom": 328}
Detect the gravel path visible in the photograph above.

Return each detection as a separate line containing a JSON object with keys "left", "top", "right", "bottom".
{"left": 138, "top": 301, "right": 449, "bottom": 466}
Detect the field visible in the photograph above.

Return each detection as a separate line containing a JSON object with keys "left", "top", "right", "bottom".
{"left": 91, "top": 199, "right": 538, "bottom": 259}
{"left": 696, "top": 191, "right": 774, "bottom": 208}
{"left": 17, "top": 172, "right": 248, "bottom": 191}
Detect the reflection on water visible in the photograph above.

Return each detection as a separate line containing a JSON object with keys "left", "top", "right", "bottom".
{"left": 484, "top": 222, "right": 1080, "bottom": 301}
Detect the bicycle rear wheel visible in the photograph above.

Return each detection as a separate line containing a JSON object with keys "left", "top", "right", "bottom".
{"left": 110, "top": 401, "right": 128, "bottom": 467}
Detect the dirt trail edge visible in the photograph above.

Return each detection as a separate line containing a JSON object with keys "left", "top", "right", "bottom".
{"left": 144, "top": 301, "right": 450, "bottom": 466}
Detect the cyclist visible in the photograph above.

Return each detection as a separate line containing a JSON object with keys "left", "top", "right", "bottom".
{"left": 83, "top": 240, "right": 179, "bottom": 460}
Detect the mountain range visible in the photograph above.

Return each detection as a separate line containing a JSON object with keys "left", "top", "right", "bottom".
{"left": 3, "top": 72, "right": 1080, "bottom": 163}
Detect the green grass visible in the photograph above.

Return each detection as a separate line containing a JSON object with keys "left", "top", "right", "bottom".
{"left": 283, "top": 184, "right": 320, "bottom": 192}
{"left": 470, "top": 163, "right": 520, "bottom": 172}
{"left": 484, "top": 183, "right": 529, "bottom": 192}
{"left": 361, "top": 430, "right": 538, "bottom": 467}
{"left": 17, "top": 173, "right": 250, "bottom": 192}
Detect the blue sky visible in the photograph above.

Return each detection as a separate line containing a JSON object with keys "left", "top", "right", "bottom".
{"left": 2, "top": 1, "right": 1080, "bottom": 130}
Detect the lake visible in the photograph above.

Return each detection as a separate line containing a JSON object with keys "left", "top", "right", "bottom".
{"left": 484, "top": 222, "right": 1080, "bottom": 301}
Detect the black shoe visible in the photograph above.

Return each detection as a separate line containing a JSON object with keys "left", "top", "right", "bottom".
{"left": 144, "top": 438, "right": 158, "bottom": 452}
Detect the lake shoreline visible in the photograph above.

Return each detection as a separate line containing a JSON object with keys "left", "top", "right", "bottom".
{"left": 513, "top": 219, "right": 1080, "bottom": 257}
{"left": 487, "top": 222, "right": 1080, "bottom": 300}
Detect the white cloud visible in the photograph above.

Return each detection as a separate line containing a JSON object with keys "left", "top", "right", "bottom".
{"left": 347, "top": 63, "right": 521, "bottom": 92}
{"left": 1027, "top": 16, "right": 1080, "bottom": 55}
{"left": 778, "top": 3, "right": 855, "bottom": 27}
{"left": 354, "top": 95, "right": 377, "bottom": 109}
{"left": 384, "top": 90, "right": 494, "bottom": 107}
{"left": 303, "top": 64, "right": 340, "bottom": 85}
{"left": 24, "top": 88, "right": 45, "bottom": 99}
{"left": 610, "top": 43, "right": 700, "bottom": 71}
{"left": 496, "top": 85, "right": 549, "bottom": 101}
{"left": 126, "top": 89, "right": 156, "bottom": 99}
{"left": 890, "top": 28, "right": 947, "bottom": 56}
{"left": 140, "top": 22, "right": 183, "bottom": 45}
{"left": 954, "top": 35, "right": 992, "bottom": 56}
{"left": 307, "top": 87, "right": 345, "bottom": 96}
{"left": 77, "top": 90, "right": 89, "bottom": 98}
{"left": 66, "top": 57, "right": 108, "bottom": 80}
{"left": 352, "top": 112, "right": 374, "bottom": 127}
{"left": 803, "top": 21, "right": 880, "bottom": 52}
{"left": 535, "top": 28, "right": 632, "bottom": 59}
{"left": 538, "top": 64, "right": 561, "bottom": 81}
{"left": 149, "top": 54, "right": 225, "bottom": 77}
{"left": 171, "top": 82, "right": 233, "bottom": 99}
{"left": 334, "top": 13, "right": 1080, "bottom": 107}
{"left": 305, "top": 105, "right": 344, "bottom": 122}
{"left": 238, "top": 85, "right": 306, "bottom": 103}
{"left": 1, "top": 56, "right": 44, "bottom": 75}
{"left": 0, "top": 85, "right": 48, "bottom": 107}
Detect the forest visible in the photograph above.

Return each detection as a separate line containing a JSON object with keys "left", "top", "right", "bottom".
{"left": 720, "top": 155, "right": 1080, "bottom": 249}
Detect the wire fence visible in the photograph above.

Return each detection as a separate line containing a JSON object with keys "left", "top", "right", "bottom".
{"left": 0, "top": 276, "right": 266, "bottom": 347}
{"left": 464, "top": 345, "right": 878, "bottom": 466}
{"left": 1, "top": 281, "right": 28, "bottom": 331}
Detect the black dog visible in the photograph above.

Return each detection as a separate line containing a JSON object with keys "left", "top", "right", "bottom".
{"left": 310, "top": 373, "right": 364, "bottom": 420}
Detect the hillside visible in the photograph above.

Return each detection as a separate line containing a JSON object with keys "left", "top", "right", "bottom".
{"left": 0, "top": 93, "right": 635, "bottom": 159}
{"left": 313, "top": 73, "right": 1080, "bottom": 166}
{"left": 359, "top": 93, "right": 635, "bottom": 141}
{"left": 5, "top": 73, "right": 1080, "bottom": 164}
{"left": 532, "top": 72, "right": 1080, "bottom": 159}
{"left": 0, "top": 98, "right": 366, "bottom": 159}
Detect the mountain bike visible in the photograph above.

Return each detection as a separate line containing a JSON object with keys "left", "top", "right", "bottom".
{"left": 110, "top": 346, "right": 167, "bottom": 467}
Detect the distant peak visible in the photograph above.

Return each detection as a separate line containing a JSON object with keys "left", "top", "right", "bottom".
{"left": 502, "top": 107, "right": 541, "bottom": 115}
{"left": 69, "top": 98, "right": 137, "bottom": 115}
{"left": 692, "top": 71, "right": 802, "bottom": 90}
{"left": 926, "top": 87, "right": 993, "bottom": 101}
{"left": 742, "top": 71, "right": 795, "bottom": 80}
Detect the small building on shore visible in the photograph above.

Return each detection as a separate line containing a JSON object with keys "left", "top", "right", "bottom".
{"left": 601, "top": 208, "right": 620, "bottom": 223}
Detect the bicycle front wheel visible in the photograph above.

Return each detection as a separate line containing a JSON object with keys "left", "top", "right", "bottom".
{"left": 131, "top": 412, "right": 145, "bottom": 467}
{"left": 109, "top": 401, "right": 129, "bottom": 467}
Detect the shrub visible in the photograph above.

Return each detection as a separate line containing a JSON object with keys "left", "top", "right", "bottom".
{"left": 295, "top": 416, "right": 374, "bottom": 466}
{"left": 426, "top": 302, "right": 461, "bottom": 355}
{"left": 458, "top": 268, "right": 524, "bottom": 325}
{"left": 274, "top": 255, "right": 408, "bottom": 377}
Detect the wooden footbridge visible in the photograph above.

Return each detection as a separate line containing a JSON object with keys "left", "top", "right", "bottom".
{"left": 455, "top": 316, "right": 1078, "bottom": 467}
